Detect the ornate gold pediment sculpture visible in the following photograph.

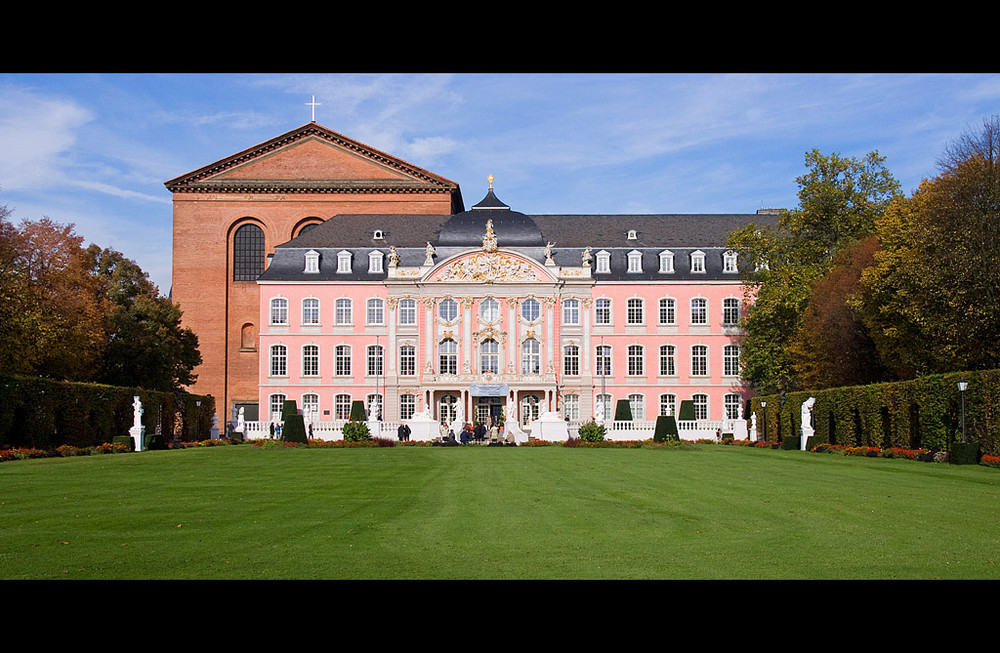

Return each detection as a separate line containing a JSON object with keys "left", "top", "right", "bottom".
{"left": 436, "top": 252, "right": 540, "bottom": 284}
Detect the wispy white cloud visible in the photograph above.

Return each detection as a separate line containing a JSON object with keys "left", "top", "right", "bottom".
{"left": 0, "top": 85, "right": 93, "bottom": 191}
{"left": 3, "top": 72, "right": 1000, "bottom": 293}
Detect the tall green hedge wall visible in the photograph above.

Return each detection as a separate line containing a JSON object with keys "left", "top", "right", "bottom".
{"left": 0, "top": 375, "right": 216, "bottom": 450}
{"left": 750, "top": 369, "right": 1000, "bottom": 455}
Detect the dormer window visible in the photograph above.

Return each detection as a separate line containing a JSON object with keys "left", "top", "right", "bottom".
{"left": 627, "top": 250, "right": 643, "bottom": 273}
{"left": 627, "top": 229, "right": 637, "bottom": 240}
{"left": 659, "top": 250, "right": 674, "bottom": 273}
{"left": 723, "top": 250, "right": 738, "bottom": 273}
{"left": 304, "top": 250, "right": 320, "bottom": 273}
{"left": 596, "top": 250, "right": 611, "bottom": 274}
{"left": 690, "top": 250, "right": 706, "bottom": 273}
{"left": 368, "top": 251, "right": 384, "bottom": 274}
{"left": 373, "top": 229, "right": 385, "bottom": 240}
{"left": 337, "top": 250, "right": 352, "bottom": 274}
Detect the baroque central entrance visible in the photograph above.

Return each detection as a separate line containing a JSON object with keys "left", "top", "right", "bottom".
{"left": 475, "top": 396, "right": 504, "bottom": 425}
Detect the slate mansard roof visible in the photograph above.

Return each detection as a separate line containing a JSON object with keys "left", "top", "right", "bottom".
{"left": 259, "top": 189, "right": 780, "bottom": 282}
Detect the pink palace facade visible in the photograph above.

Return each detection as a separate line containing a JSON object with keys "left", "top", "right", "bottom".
{"left": 255, "top": 181, "right": 776, "bottom": 439}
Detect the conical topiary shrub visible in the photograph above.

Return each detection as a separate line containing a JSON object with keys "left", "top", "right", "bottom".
{"left": 678, "top": 400, "right": 696, "bottom": 421}
{"left": 280, "top": 400, "right": 308, "bottom": 443}
{"left": 350, "top": 400, "right": 368, "bottom": 422}
{"left": 343, "top": 400, "right": 371, "bottom": 442}
{"left": 653, "top": 415, "right": 679, "bottom": 442}
{"left": 614, "top": 399, "right": 633, "bottom": 421}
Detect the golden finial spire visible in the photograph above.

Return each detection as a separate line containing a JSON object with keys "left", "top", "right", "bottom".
{"left": 488, "top": 174, "right": 494, "bottom": 190}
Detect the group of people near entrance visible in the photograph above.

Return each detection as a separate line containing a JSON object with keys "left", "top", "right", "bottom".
{"left": 432, "top": 416, "right": 515, "bottom": 445}
{"left": 396, "top": 416, "right": 514, "bottom": 445}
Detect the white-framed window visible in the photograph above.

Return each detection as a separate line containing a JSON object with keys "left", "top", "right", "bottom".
{"left": 270, "top": 297, "right": 288, "bottom": 325}
{"left": 479, "top": 297, "right": 500, "bottom": 322}
{"left": 302, "top": 393, "right": 319, "bottom": 419}
{"left": 627, "top": 345, "right": 644, "bottom": 376}
{"left": 693, "top": 394, "right": 709, "bottom": 420}
{"left": 596, "top": 250, "right": 611, "bottom": 273}
{"left": 398, "top": 298, "right": 417, "bottom": 325}
{"left": 269, "top": 393, "right": 286, "bottom": 422}
{"left": 691, "top": 297, "right": 708, "bottom": 325}
{"left": 724, "top": 344, "right": 740, "bottom": 376}
{"left": 659, "top": 394, "right": 677, "bottom": 417}
{"left": 335, "top": 298, "right": 352, "bottom": 325}
{"left": 563, "top": 394, "right": 580, "bottom": 421}
{"left": 723, "top": 250, "right": 738, "bottom": 273}
{"left": 399, "top": 345, "right": 416, "bottom": 376}
{"left": 596, "top": 345, "right": 612, "bottom": 376}
{"left": 658, "top": 297, "right": 676, "bottom": 325}
{"left": 520, "top": 394, "right": 541, "bottom": 426}
{"left": 304, "top": 250, "right": 320, "bottom": 273}
{"left": 521, "top": 338, "right": 540, "bottom": 374}
{"left": 366, "top": 298, "right": 385, "bottom": 325}
{"left": 596, "top": 393, "right": 612, "bottom": 422}
{"left": 368, "top": 251, "right": 384, "bottom": 274}
{"left": 334, "top": 344, "right": 351, "bottom": 376}
{"left": 690, "top": 250, "right": 706, "bottom": 273}
{"left": 691, "top": 345, "right": 708, "bottom": 377}
{"left": 269, "top": 344, "right": 287, "bottom": 377}
{"left": 302, "top": 344, "right": 319, "bottom": 377}
{"left": 725, "top": 394, "right": 742, "bottom": 420}
{"left": 627, "top": 250, "right": 643, "bottom": 273}
{"left": 481, "top": 339, "right": 500, "bottom": 374}
{"left": 723, "top": 297, "right": 741, "bottom": 325}
{"left": 562, "top": 298, "right": 580, "bottom": 325}
{"left": 627, "top": 298, "right": 644, "bottom": 325}
{"left": 439, "top": 298, "right": 459, "bottom": 322}
{"left": 302, "top": 298, "right": 320, "bottom": 325}
{"left": 595, "top": 298, "right": 612, "bottom": 325}
{"left": 563, "top": 345, "right": 580, "bottom": 376}
{"left": 334, "top": 393, "right": 352, "bottom": 420}
{"left": 521, "top": 298, "right": 540, "bottom": 322}
{"left": 439, "top": 339, "right": 458, "bottom": 374}
{"left": 628, "top": 393, "right": 645, "bottom": 420}
{"left": 627, "top": 229, "right": 637, "bottom": 240}
{"left": 337, "top": 250, "right": 352, "bottom": 274}
{"left": 400, "top": 394, "right": 416, "bottom": 421}
{"left": 367, "top": 345, "right": 384, "bottom": 377}
{"left": 659, "top": 344, "right": 676, "bottom": 376}
{"left": 659, "top": 250, "right": 674, "bottom": 273}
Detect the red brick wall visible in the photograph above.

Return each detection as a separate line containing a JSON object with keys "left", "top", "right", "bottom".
{"left": 171, "top": 191, "right": 455, "bottom": 421}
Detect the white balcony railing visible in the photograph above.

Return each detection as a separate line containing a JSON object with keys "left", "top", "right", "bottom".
{"left": 237, "top": 418, "right": 748, "bottom": 442}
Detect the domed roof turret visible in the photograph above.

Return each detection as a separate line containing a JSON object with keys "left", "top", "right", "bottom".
{"left": 437, "top": 179, "right": 545, "bottom": 248}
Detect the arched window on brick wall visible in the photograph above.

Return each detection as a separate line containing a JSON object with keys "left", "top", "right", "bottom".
{"left": 233, "top": 223, "right": 266, "bottom": 281}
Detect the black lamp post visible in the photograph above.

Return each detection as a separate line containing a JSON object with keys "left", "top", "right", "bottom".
{"left": 957, "top": 379, "right": 968, "bottom": 444}
{"left": 760, "top": 401, "right": 767, "bottom": 442}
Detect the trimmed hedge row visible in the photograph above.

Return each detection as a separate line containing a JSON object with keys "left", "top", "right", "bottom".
{"left": 751, "top": 369, "right": 1000, "bottom": 456}
{"left": 0, "top": 375, "right": 215, "bottom": 450}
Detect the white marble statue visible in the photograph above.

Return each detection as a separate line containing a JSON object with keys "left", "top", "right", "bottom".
{"left": 132, "top": 395, "right": 143, "bottom": 427}
{"left": 450, "top": 404, "right": 465, "bottom": 437}
{"left": 801, "top": 397, "right": 816, "bottom": 438}
{"left": 130, "top": 395, "right": 146, "bottom": 451}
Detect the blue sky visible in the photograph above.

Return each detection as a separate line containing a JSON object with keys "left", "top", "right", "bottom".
{"left": 1, "top": 72, "right": 999, "bottom": 294}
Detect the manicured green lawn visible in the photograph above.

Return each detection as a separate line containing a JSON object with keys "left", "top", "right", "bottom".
{"left": 2, "top": 443, "right": 998, "bottom": 579}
